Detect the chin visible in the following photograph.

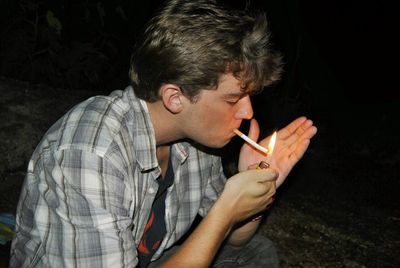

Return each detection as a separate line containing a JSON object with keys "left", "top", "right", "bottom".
{"left": 196, "top": 140, "right": 225, "bottom": 149}
{"left": 194, "top": 134, "right": 232, "bottom": 149}
{"left": 209, "top": 138, "right": 232, "bottom": 148}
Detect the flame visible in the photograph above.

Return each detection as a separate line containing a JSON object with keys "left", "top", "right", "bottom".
{"left": 268, "top": 131, "right": 277, "bottom": 155}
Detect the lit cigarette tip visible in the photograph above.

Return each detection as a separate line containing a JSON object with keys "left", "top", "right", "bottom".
{"left": 233, "top": 129, "right": 269, "bottom": 154}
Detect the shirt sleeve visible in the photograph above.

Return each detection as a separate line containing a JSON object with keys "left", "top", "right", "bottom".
{"left": 13, "top": 148, "right": 139, "bottom": 267}
{"left": 198, "top": 155, "right": 227, "bottom": 217}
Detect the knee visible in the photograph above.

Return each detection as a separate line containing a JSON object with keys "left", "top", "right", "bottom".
{"left": 248, "top": 234, "right": 279, "bottom": 267}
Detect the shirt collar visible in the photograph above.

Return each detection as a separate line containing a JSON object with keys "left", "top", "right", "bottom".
{"left": 127, "top": 87, "right": 190, "bottom": 171}
{"left": 126, "top": 87, "right": 159, "bottom": 171}
{"left": 172, "top": 142, "right": 189, "bottom": 164}
{"left": 128, "top": 86, "right": 190, "bottom": 171}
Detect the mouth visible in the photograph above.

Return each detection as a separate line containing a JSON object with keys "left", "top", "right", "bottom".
{"left": 229, "top": 130, "right": 237, "bottom": 139}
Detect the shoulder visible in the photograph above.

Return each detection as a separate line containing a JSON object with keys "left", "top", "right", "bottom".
{"left": 45, "top": 87, "right": 141, "bottom": 157}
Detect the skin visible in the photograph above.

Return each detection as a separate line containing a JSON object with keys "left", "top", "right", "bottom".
{"left": 148, "top": 73, "right": 254, "bottom": 147}
{"left": 146, "top": 73, "right": 318, "bottom": 267}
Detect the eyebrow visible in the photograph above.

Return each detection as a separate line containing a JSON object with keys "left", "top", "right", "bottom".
{"left": 223, "top": 92, "right": 248, "bottom": 98}
{"left": 223, "top": 89, "right": 258, "bottom": 99}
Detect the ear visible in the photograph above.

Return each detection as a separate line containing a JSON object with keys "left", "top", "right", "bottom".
{"left": 160, "top": 84, "right": 185, "bottom": 114}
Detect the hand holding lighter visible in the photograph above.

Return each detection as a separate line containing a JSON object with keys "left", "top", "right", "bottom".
{"left": 251, "top": 160, "right": 273, "bottom": 222}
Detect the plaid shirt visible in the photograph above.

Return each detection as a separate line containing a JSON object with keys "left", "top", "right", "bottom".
{"left": 10, "top": 86, "right": 226, "bottom": 267}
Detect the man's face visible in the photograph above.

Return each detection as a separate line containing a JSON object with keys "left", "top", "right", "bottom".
{"left": 182, "top": 73, "right": 254, "bottom": 148}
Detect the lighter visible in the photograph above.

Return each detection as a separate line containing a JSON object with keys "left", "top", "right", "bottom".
{"left": 256, "top": 160, "right": 270, "bottom": 170}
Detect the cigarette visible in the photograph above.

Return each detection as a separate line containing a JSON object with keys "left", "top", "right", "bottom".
{"left": 233, "top": 129, "right": 269, "bottom": 154}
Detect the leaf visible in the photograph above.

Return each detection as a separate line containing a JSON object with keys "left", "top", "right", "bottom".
{"left": 46, "top": 10, "right": 62, "bottom": 35}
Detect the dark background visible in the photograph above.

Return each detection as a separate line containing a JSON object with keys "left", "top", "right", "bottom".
{"left": 0, "top": 0, "right": 398, "bottom": 267}
{"left": 0, "top": 0, "right": 397, "bottom": 102}
{"left": 1, "top": 0, "right": 398, "bottom": 136}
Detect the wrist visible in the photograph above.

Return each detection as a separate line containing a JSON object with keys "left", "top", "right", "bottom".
{"left": 250, "top": 194, "right": 275, "bottom": 222}
{"left": 208, "top": 198, "right": 236, "bottom": 235}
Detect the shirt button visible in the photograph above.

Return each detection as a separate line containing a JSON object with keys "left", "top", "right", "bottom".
{"left": 148, "top": 187, "right": 156, "bottom": 194}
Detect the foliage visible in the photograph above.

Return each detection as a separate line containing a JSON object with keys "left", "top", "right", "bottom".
{"left": 0, "top": 0, "right": 143, "bottom": 91}
{"left": 0, "top": 213, "right": 15, "bottom": 245}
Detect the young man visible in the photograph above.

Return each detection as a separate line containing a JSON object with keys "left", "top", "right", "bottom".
{"left": 10, "top": 0, "right": 317, "bottom": 267}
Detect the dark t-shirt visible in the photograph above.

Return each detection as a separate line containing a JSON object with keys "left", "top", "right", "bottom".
{"left": 138, "top": 156, "right": 174, "bottom": 267}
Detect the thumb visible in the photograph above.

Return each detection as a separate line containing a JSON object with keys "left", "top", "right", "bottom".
{"left": 257, "top": 168, "right": 278, "bottom": 183}
{"left": 242, "top": 168, "right": 278, "bottom": 183}
{"left": 240, "top": 169, "right": 277, "bottom": 197}
{"left": 247, "top": 118, "right": 260, "bottom": 143}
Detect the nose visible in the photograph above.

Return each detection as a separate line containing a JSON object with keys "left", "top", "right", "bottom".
{"left": 235, "top": 95, "right": 253, "bottom": 120}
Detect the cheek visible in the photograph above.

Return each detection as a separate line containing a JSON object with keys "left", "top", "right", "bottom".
{"left": 200, "top": 103, "right": 237, "bottom": 128}
{"left": 213, "top": 110, "right": 238, "bottom": 132}
{"left": 213, "top": 103, "right": 237, "bottom": 117}
{"left": 211, "top": 110, "right": 233, "bottom": 125}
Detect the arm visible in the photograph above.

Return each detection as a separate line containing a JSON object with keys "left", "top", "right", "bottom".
{"left": 227, "top": 177, "right": 275, "bottom": 248}
{"left": 227, "top": 219, "right": 261, "bottom": 248}
{"left": 160, "top": 169, "right": 277, "bottom": 267}
{"left": 161, "top": 117, "right": 316, "bottom": 266}
{"left": 54, "top": 150, "right": 137, "bottom": 266}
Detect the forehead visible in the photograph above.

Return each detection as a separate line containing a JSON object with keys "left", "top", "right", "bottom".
{"left": 217, "top": 73, "right": 258, "bottom": 95}
{"left": 217, "top": 73, "right": 241, "bottom": 91}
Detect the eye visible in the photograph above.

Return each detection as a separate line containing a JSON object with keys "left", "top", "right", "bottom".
{"left": 226, "top": 98, "right": 240, "bottom": 105}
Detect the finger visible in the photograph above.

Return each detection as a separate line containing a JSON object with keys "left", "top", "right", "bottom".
{"left": 284, "top": 123, "right": 317, "bottom": 152}
{"left": 255, "top": 168, "right": 278, "bottom": 182}
{"left": 278, "top": 116, "right": 308, "bottom": 139}
{"left": 293, "top": 119, "right": 316, "bottom": 139}
{"left": 258, "top": 180, "right": 276, "bottom": 191}
{"left": 259, "top": 182, "right": 276, "bottom": 203}
{"left": 247, "top": 163, "right": 260, "bottom": 170}
{"left": 288, "top": 139, "right": 311, "bottom": 163}
{"left": 299, "top": 124, "right": 317, "bottom": 140}
{"left": 247, "top": 118, "right": 260, "bottom": 142}
{"left": 253, "top": 180, "right": 276, "bottom": 198}
{"left": 239, "top": 169, "right": 277, "bottom": 197}
{"left": 242, "top": 169, "right": 278, "bottom": 182}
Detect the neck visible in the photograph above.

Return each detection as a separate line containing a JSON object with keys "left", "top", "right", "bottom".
{"left": 146, "top": 101, "right": 184, "bottom": 146}
{"left": 156, "top": 145, "right": 170, "bottom": 177}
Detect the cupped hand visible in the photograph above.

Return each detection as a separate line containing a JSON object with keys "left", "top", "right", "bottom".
{"left": 238, "top": 117, "right": 317, "bottom": 188}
